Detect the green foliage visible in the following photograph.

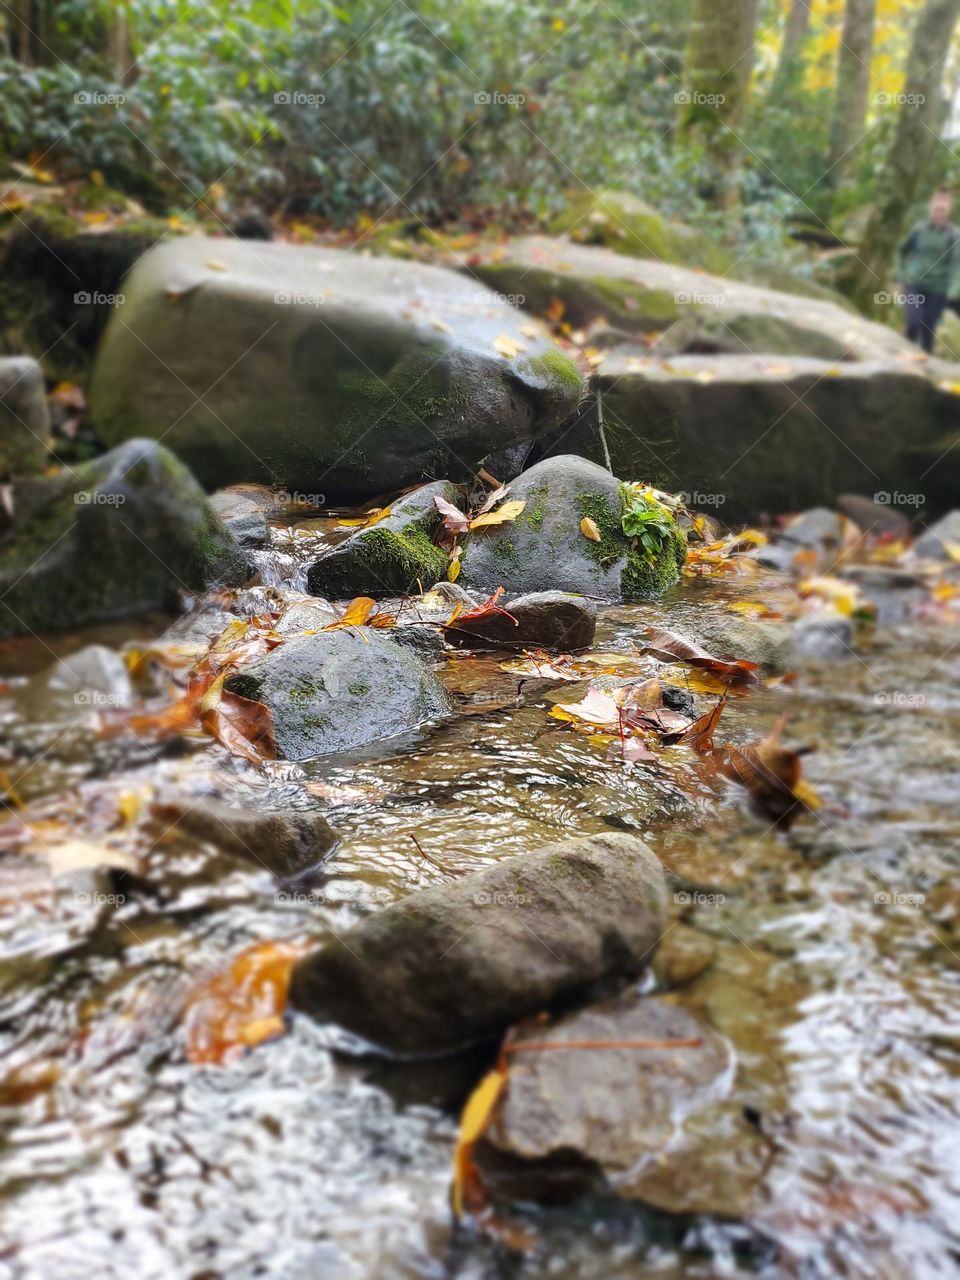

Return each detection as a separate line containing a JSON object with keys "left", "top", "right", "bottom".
{"left": 618, "top": 485, "right": 677, "bottom": 562}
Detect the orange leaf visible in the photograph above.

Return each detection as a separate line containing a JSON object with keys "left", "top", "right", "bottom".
{"left": 324, "top": 597, "right": 377, "bottom": 629}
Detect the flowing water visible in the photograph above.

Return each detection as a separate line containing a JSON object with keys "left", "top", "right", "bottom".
{"left": 0, "top": 548, "right": 958, "bottom": 1279}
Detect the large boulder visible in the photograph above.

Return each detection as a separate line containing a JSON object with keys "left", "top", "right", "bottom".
{"left": 89, "top": 238, "right": 584, "bottom": 500}
{"left": 477, "top": 991, "right": 765, "bottom": 1218}
{"left": 224, "top": 630, "right": 450, "bottom": 760}
{"left": 290, "top": 832, "right": 668, "bottom": 1055}
{"left": 0, "top": 439, "right": 248, "bottom": 637}
{"left": 447, "top": 590, "right": 597, "bottom": 651}
{"left": 0, "top": 356, "right": 49, "bottom": 476}
{"left": 306, "top": 480, "right": 456, "bottom": 599}
{"left": 469, "top": 236, "right": 909, "bottom": 361}
{"left": 590, "top": 352, "right": 953, "bottom": 523}
{"left": 458, "top": 455, "right": 686, "bottom": 600}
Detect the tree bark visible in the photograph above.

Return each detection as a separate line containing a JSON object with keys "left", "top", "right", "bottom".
{"left": 770, "top": 0, "right": 813, "bottom": 100}
{"left": 827, "top": 0, "right": 877, "bottom": 185}
{"left": 678, "top": 0, "right": 759, "bottom": 203}
{"left": 849, "top": 0, "right": 960, "bottom": 312}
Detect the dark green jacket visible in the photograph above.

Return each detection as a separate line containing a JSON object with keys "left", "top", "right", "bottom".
{"left": 897, "top": 220, "right": 959, "bottom": 295}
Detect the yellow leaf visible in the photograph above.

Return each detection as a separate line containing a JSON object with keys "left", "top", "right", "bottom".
{"left": 447, "top": 557, "right": 462, "bottom": 583}
{"left": 452, "top": 1067, "right": 506, "bottom": 1217}
{"left": 430, "top": 317, "right": 453, "bottom": 334}
{"left": 117, "top": 790, "right": 143, "bottom": 825}
{"left": 205, "top": 258, "right": 228, "bottom": 272}
{"left": 580, "top": 516, "right": 602, "bottom": 542}
{"left": 470, "top": 500, "right": 526, "bottom": 529}
{"left": 942, "top": 541, "right": 960, "bottom": 563}
{"left": 493, "top": 334, "right": 527, "bottom": 359}
{"left": 324, "top": 597, "right": 377, "bottom": 628}
{"left": 792, "top": 778, "right": 822, "bottom": 811}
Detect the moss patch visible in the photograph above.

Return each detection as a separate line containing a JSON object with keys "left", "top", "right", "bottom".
{"left": 573, "top": 488, "right": 685, "bottom": 599}
{"left": 525, "top": 348, "right": 583, "bottom": 396}
{"left": 574, "top": 492, "right": 624, "bottom": 569}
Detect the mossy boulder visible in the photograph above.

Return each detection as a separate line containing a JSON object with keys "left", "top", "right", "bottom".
{"left": 458, "top": 455, "right": 686, "bottom": 602}
{"left": 225, "top": 630, "right": 450, "bottom": 760}
{"left": 306, "top": 480, "right": 455, "bottom": 598}
{"left": 0, "top": 439, "right": 248, "bottom": 637}
{"left": 289, "top": 832, "right": 668, "bottom": 1055}
{"left": 89, "top": 238, "right": 584, "bottom": 501}
{"left": 0, "top": 356, "right": 50, "bottom": 476}
{"left": 469, "top": 237, "right": 913, "bottom": 361}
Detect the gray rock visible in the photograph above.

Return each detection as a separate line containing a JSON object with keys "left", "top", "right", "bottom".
{"left": 459, "top": 455, "right": 686, "bottom": 601}
{"left": 837, "top": 493, "right": 910, "bottom": 538}
{"left": 680, "top": 612, "right": 797, "bottom": 673}
{"left": 274, "top": 600, "right": 340, "bottom": 635}
{"left": 208, "top": 486, "right": 274, "bottom": 548}
{"left": 0, "top": 439, "right": 249, "bottom": 638}
{"left": 447, "top": 590, "right": 597, "bottom": 651}
{"left": 780, "top": 506, "right": 845, "bottom": 549}
{"left": 306, "top": 480, "right": 456, "bottom": 599}
{"left": 289, "top": 832, "right": 668, "bottom": 1055}
{"left": 391, "top": 623, "right": 446, "bottom": 659}
{"left": 791, "top": 613, "right": 855, "bottom": 660}
{"left": 0, "top": 356, "right": 49, "bottom": 476}
{"left": 651, "top": 923, "right": 717, "bottom": 987}
{"left": 746, "top": 542, "right": 798, "bottom": 574}
{"left": 148, "top": 793, "right": 338, "bottom": 880}
{"left": 89, "top": 238, "right": 583, "bottom": 500}
{"left": 44, "top": 644, "right": 134, "bottom": 709}
{"left": 477, "top": 991, "right": 764, "bottom": 1218}
{"left": 914, "top": 510, "right": 960, "bottom": 561}
{"left": 225, "top": 630, "right": 450, "bottom": 760}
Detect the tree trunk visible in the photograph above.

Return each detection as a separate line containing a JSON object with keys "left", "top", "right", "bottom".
{"left": 678, "top": 0, "right": 759, "bottom": 204}
{"left": 770, "top": 0, "right": 813, "bottom": 100}
{"left": 850, "top": 0, "right": 960, "bottom": 312}
{"left": 827, "top": 0, "right": 877, "bottom": 185}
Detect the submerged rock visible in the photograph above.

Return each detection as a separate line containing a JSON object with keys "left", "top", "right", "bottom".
{"left": 477, "top": 991, "right": 765, "bottom": 1218}
{"left": 447, "top": 590, "right": 597, "bottom": 651}
{"left": 289, "top": 832, "right": 668, "bottom": 1055}
{"left": 44, "top": 645, "right": 134, "bottom": 710}
{"left": 682, "top": 612, "right": 797, "bottom": 674}
{"left": 0, "top": 356, "right": 49, "bottom": 476}
{"left": 914, "top": 510, "right": 960, "bottom": 561}
{"left": 791, "top": 613, "right": 855, "bottom": 660}
{"left": 89, "top": 238, "right": 583, "bottom": 500}
{"left": 208, "top": 485, "right": 280, "bottom": 549}
{"left": 459, "top": 455, "right": 686, "bottom": 601}
{"left": 306, "top": 480, "right": 456, "bottom": 598}
{"left": 0, "top": 439, "right": 248, "bottom": 637}
{"left": 225, "top": 630, "right": 449, "bottom": 760}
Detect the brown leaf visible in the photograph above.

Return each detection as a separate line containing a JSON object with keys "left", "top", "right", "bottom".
{"left": 643, "top": 627, "right": 759, "bottom": 685}
{"left": 199, "top": 678, "right": 278, "bottom": 765}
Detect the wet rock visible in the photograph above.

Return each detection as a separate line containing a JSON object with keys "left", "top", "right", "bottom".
{"left": 44, "top": 645, "right": 133, "bottom": 710}
{"left": 208, "top": 486, "right": 274, "bottom": 548}
{"left": 780, "top": 507, "right": 845, "bottom": 549}
{"left": 274, "top": 600, "right": 339, "bottom": 635}
{"left": 0, "top": 356, "right": 49, "bottom": 476}
{"left": 0, "top": 439, "right": 249, "bottom": 637}
{"left": 746, "top": 542, "right": 798, "bottom": 574}
{"left": 90, "top": 238, "right": 583, "bottom": 500}
{"left": 914, "top": 510, "right": 960, "bottom": 561}
{"left": 459, "top": 455, "right": 686, "bottom": 601}
{"left": 477, "top": 991, "right": 764, "bottom": 1217}
{"left": 681, "top": 612, "right": 797, "bottom": 673}
{"left": 447, "top": 591, "right": 597, "bottom": 651}
{"left": 225, "top": 630, "right": 450, "bottom": 760}
{"left": 290, "top": 832, "right": 668, "bottom": 1055}
{"left": 391, "top": 623, "right": 446, "bottom": 660}
{"left": 149, "top": 793, "right": 338, "bottom": 880}
{"left": 307, "top": 481, "right": 456, "bottom": 599}
{"left": 651, "top": 924, "right": 717, "bottom": 988}
{"left": 837, "top": 493, "right": 910, "bottom": 538}
{"left": 791, "top": 613, "right": 855, "bottom": 660}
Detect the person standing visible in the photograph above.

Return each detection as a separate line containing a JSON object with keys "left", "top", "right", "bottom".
{"left": 896, "top": 187, "right": 959, "bottom": 354}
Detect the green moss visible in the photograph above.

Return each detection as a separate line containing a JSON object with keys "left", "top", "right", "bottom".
{"left": 525, "top": 348, "right": 583, "bottom": 394}
{"left": 226, "top": 672, "right": 263, "bottom": 702}
{"left": 574, "top": 492, "right": 624, "bottom": 569}
{"left": 621, "top": 526, "right": 687, "bottom": 599}
{"left": 490, "top": 536, "right": 521, "bottom": 574}
{"left": 519, "top": 481, "right": 548, "bottom": 531}
{"left": 590, "top": 277, "right": 682, "bottom": 327}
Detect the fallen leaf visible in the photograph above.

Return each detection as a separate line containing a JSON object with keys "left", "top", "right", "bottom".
{"left": 452, "top": 1066, "right": 507, "bottom": 1217}
{"left": 642, "top": 627, "right": 759, "bottom": 684}
{"left": 470, "top": 500, "right": 526, "bottom": 529}
{"left": 580, "top": 516, "right": 602, "bottom": 542}
{"left": 493, "top": 334, "right": 527, "bottom": 359}
{"left": 324, "top": 597, "right": 377, "bottom": 629}
{"left": 435, "top": 495, "right": 471, "bottom": 534}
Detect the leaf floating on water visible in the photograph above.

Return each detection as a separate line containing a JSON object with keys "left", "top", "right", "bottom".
{"left": 470, "top": 500, "right": 526, "bottom": 529}
{"left": 642, "top": 627, "right": 760, "bottom": 685}
{"left": 580, "top": 516, "right": 602, "bottom": 542}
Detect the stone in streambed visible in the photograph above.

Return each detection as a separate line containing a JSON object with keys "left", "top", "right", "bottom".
{"left": 289, "top": 832, "right": 668, "bottom": 1055}
{"left": 0, "top": 356, "right": 49, "bottom": 476}
{"left": 459, "top": 455, "right": 686, "bottom": 601}
{"left": 224, "top": 629, "right": 450, "bottom": 761}
{"left": 0, "top": 439, "right": 248, "bottom": 638}
{"left": 837, "top": 493, "right": 910, "bottom": 538}
{"left": 446, "top": 590, "right": 597, "bottom": 651}
{"left": 306, "top": 480, "right": 456, "bottom": 599}
{"left": 914, "top": 510, "right": 960, "bottom": 561}
{"left": 476, "top": 990, "right": 765, "bottom": 1218}
{"left": 679, "top": 611, "right": 797, "bottom": 674}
